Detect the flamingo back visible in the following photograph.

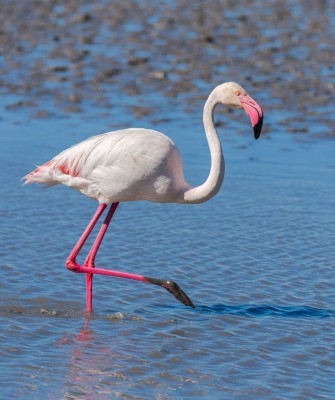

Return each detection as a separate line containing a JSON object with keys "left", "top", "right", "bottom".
{"left": 24, "top": 128, "right": 188, "bottom": 204}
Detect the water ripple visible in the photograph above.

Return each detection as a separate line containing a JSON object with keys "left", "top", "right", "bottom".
{"left": 197, "top": 304, "right": 335, "bottom": 318}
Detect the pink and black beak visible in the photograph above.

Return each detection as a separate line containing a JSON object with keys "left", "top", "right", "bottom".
{"left": 238, "top": 93, "right": 264, "bottom": 139}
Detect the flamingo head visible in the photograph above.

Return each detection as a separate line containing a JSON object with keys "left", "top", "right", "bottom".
{"left": 215, "top": 82, "right": 264, "bottom": 139}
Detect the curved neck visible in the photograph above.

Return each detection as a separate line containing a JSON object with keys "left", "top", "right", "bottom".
{"left": 181, "top": 93, "right": 225, "bottom": 204}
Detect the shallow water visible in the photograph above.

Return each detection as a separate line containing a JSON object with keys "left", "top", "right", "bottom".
{"left": 1, "top": 1, "right": 335, "bottom": 399}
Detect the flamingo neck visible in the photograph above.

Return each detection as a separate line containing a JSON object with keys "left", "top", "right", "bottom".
{"left": 181, "top": 93, "right": 225, "bottom": 204}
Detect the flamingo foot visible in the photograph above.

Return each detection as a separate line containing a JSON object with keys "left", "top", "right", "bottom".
{"left": 66, "top": 259, "right": 195, "bottom": 308}
{"left": 144, "top": 277, "right": 195, "bottom": 308}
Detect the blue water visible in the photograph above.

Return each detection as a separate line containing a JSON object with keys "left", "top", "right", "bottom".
{"left": 1, "top": 1, "right": 335, "bottom": 399}
{"left": 1, "top": 102, "right": 334, "bottom": 399}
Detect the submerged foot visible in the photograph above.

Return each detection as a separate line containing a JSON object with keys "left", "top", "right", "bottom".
{"left": 145, "top": 277, "right": 195, "bottom": 308}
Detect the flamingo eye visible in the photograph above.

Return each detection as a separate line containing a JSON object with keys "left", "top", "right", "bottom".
{"left": 234, "top": 90, "right": 241, "bottom": 96}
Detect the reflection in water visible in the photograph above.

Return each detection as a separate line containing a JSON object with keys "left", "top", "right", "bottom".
{"left": 3, "top": 300, "right": 335, "bottom": 399}
{"left": 55, "top": 303, "right": 334, "bottom": 398}
{"left": 59, "top": 317, "right": 120, "bottom": 399}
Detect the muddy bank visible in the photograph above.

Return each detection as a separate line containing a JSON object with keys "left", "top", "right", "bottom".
{"left": 0, "top": 0, "right": 334, "bottom": 136}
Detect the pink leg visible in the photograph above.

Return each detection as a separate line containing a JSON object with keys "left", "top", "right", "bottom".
{"left": 84, "top": 203, "right": 119, "bottom": 312}
{"left": 66, "top": 203, "right": 195, "bottom": 309}
{"left": 66, "top": 203, "right": 107, "bottom": 268}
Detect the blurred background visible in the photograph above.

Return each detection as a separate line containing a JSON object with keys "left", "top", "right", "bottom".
{"left": 1, "top": 0, "right": 334, "bottom": 134}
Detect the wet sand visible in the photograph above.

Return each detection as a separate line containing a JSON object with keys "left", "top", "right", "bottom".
{"left": 1, "top": 0, "right": 334, "bottom": 137}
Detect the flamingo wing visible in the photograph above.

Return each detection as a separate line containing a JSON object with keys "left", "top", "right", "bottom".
{"left": 24, "top": 129, "right": 187, "bottom": 203}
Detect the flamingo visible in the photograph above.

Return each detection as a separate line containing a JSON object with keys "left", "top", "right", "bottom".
{"left": 24, "top": 82, "right": 263, "bottom": 312}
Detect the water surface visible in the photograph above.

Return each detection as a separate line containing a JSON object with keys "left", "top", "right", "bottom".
{"left": 1, "top": 1, "right": 335, "bottom": 399}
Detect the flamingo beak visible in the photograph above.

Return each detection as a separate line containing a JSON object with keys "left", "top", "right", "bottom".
{"left": 238, "top": 94, "right": 264, "bottom": 139}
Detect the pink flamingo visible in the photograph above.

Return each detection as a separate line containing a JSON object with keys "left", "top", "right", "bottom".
{"left": 24, "top": 82, "right": 263, "bottom": 312}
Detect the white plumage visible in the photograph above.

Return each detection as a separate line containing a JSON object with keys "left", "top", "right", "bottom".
{"left": 24, "top": 82, "right": 263, "bottom": 205}
{"left": 26, "top": 129, "right": 188, "bottom": 204}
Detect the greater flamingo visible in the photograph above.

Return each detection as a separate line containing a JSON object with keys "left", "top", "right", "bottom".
{"left": 24, "top": 82, "right": 263, "bottom": 312}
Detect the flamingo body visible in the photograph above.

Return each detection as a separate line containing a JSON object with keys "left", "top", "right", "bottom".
{"left": 25, "top": 129, "right": 189, "bottom": 204}
{"left": 23, "top": 82, "right": 264, "bottom": 311}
